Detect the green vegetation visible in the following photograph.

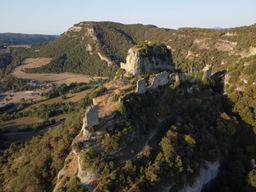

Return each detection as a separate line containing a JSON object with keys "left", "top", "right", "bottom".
{"left": 1, "top": 22, "right": 256, "bottom": 192}
{"left": 133, "top": 41, "right": 172, "bottom": 61}
{"left": 1, "top": 75, "right": 32, "bottom": 91}
{"left": 18, "top": 119, "right": 54, "bottom": 131}
{"left": 0, "top": 110, "right": 84, "bottom": 192}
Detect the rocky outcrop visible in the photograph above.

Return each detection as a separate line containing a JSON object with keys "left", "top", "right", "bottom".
{"left": 98, "top": 52, "right": 112, "bottom": 66}
{"left": 120, "top": 46, "right": 174, "bottom": 76}
{"left": 54, "top": 105, "right": 101, "bottom": 192}
{"left": 178, "top": 160, "right": 220, "bottom": 192}
{"left": 169, "top": 73, "right": 176, "bottom": 83}
{"left": 203, "top": 64, "right": 212, "bottom": 79}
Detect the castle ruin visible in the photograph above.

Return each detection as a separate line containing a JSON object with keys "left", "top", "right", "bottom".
{"left": 135, "top": 78, "right": 147, "bottom": 94}
{"left": 83, "top": 105, "right": 99, "bottom": 127}
{"left": 149, "top": 71, "right": 169, "bottom": 89}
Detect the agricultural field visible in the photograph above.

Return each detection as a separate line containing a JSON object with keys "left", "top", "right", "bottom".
{"left": 0, "top": 57, "right": 99, "bottom": 147}
{"left": 11, "top": 58, "right": 92, "bottom": 85}
{"left": 0, "top": 48, "right": 8, "bottom": 55}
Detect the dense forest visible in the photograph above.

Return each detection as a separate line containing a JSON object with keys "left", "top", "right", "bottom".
{"left": 0, "top": 22, "right": 255, "bottom": 191}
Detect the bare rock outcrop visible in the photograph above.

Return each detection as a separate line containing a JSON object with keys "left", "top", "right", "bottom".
{"left": 120, "top": 45, "right": 174, "bottom": 76}
{"left": 203, "top": 64, "right": 212, "bottom": 79}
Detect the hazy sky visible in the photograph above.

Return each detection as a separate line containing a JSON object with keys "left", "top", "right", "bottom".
{"left": 1, "top": 0, "right": 256, "bottom": 35}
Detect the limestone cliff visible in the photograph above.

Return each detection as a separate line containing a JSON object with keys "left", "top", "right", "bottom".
{"left": 120, "top": 44, "right": 174, "bottom": 76}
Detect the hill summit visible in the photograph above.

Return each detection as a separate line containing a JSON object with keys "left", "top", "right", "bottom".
{"left": 120, "top": 42, "right": 174, "bottom": 75}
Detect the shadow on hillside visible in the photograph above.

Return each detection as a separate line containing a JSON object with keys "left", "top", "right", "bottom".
{"left": 124, "top": 67, "right": 256, "bottom": 192}
{"left": 211, "top": 70, "right": 227, "bottom": 94}
{"left": 168, "top": 69, "right": 256, "bottom": 192}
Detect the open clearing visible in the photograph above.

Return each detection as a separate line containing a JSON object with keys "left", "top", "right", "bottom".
{"left": 0, "top": 91, "right": 45, "bottom": 105}
{"left": 11, "top": 58, "right": 92, "bottom": 85}
{"left": 0, "top": 49, "right": 8, "bottom": 55}
{"left": 1, "top": 57, "right": 99, "bottom": 110}
{"left": 24, "top": 87, "right": 94, "bottom": 110}
{"left": 95, "top": 80, "right": 130, "bottom": 118}
{"left": 1, "top": 116, "right": 42, "bottom": 132}
{"left": 0, "top": 57, "right": 104, "bottom": 146}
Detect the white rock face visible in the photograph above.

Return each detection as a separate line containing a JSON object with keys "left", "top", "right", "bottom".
{"left": 203, "top": 64, "right": 212, "bottom": 79}
{"left": 120, "top": 48, "right": 141, "bottom": 75}
{"left": 98, "top": 52, "right": 112, "bottom": 66}
{"left": 179, "top": 160, "right": 220, "bottom": 192}
{"left": 67, "top": 26, "right": 82, "bottom": 32}
{"left": 120, "top": 48, "right": 173, "bottom": 76}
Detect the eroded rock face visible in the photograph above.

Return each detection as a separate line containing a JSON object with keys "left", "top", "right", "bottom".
{"left": 120, "top": 48, "right": 141, "bottom": 75}
{"left": 178, "top": 161, "right": 220, "bottom": 192}
{"left": 203, "top": 64, "right": 212, "bottom": 79}
{"left": 120, "top": 47, "right": 173, "bottom": 76}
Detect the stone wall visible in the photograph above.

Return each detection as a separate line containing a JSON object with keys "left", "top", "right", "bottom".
{"left": 149, "top": 71, "right": 169, "bottom": 89}
{"left": 169, "top": 73, "right": 176, "bottom": 83}
{"left": 84, "top": 105, "right": 99, "bottom": 127}
{"left": 135, "top": 65, "right": 212, "bottom": 94}
{"left": 135, "top": 78, "right": 147, "bottom": 94}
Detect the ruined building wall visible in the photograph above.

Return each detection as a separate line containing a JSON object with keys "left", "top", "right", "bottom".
{"left": 135, "top": 78, "right": 147, "bottom": 94}
{"left": 149, "top": 71, "right": 169, "bottom": 89}
{"left": 134, "top": 64, "right": 212, "bottom": 94}
{"left": 84, "top": 105, "right": 99, "bottom": 127}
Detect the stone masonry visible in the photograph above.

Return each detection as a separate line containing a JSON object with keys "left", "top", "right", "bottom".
{"left": 84, "top": 105, "right": 99, "bottom": 127}
{"left": 149, "top": 71, "right": 169, "bottom": 89}
{"left": 135, "top": 78, "right": 147, "bottom": 94}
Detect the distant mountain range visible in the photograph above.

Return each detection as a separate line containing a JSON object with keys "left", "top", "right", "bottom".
{"left": 213, "top": 27, "right": 232, "bottom": 30}
{"left": 0, "top": 33, "right": 59, "bottom": 46}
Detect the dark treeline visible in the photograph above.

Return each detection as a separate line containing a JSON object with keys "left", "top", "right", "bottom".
{"left": 0, "top": 33, "right": 58, "bottom": 46}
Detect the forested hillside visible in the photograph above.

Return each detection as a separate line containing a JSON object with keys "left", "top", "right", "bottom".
{"left": 0, "top": 22, "right": 256, "bottom": 192}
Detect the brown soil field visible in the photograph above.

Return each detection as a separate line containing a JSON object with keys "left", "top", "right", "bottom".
{"left": 0, "top": 91, "right": 45, "bottom": 105}
{"left": 1, "top": 57, "right": 99, "bottom": 108}
{"left": 23, "top": 87, "right": 94, "bottom": 111}
{"left": 11, "top": 58, "right": 92, "bottom": 85}
{"left": 0, "top": 49, "right": 8, "bottom": 55}
{"left": 21, "top": 57, "right": 51, "bottom": 67}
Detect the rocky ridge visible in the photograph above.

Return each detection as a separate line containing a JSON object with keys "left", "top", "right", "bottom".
{"left": 53, "top": 63, "right": 214, "bottom": 191}
{"left": 121, "top": 44, "right": 174, "bottom": 76}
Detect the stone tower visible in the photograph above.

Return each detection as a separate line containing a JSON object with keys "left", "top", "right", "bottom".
{"left": 84, "top": 105, "right": 99, "bottom": 127}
